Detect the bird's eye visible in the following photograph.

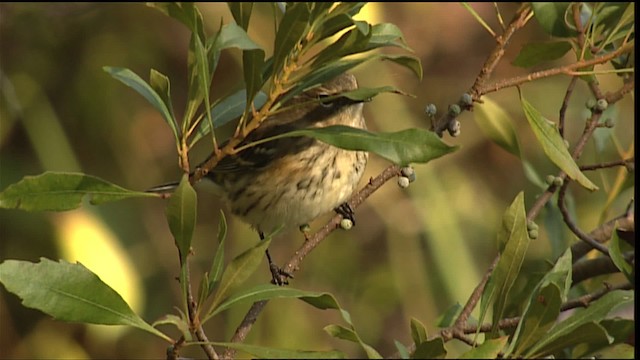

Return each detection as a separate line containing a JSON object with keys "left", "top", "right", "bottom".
{"left": 318, "top": 94, "right": 334, "bottom": 107}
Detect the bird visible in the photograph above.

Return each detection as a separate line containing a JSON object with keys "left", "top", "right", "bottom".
{"left": 155, "top": 72, "right": 368, "bottom": 285}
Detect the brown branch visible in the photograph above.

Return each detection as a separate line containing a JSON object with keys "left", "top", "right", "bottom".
{"left": 223, "top": 164, "right": 402, "bottom": 359}
{"left": 558, "top": 77, "right": 578, "bottom": 138}
{"left": 579, "top": 158, "right": 635, "bottom": 171}
{"left": 572, "top": 254, "right": 634, "bottom": 285}
{"left": 454, "top": 255, "right": 500, "bottom": 329}
{"left": 571, "top": 204, "right": 635, "bottom": 262}
{"left": 184, "top": 261, "right": 219, "bottom": 360}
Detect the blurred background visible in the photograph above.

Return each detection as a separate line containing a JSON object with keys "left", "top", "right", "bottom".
{"left": 0, "top": 3, "right": 634, "bottom": 358}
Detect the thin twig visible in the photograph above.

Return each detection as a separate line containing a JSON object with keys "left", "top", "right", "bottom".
{"left": 558, "top": 77, "right": 578, "bottom": 138}
{"left": 184, "top": 261, "right": 219, "bottom": 360}
{"left": 579, "top": 158, "right": 634, "bottom": 171}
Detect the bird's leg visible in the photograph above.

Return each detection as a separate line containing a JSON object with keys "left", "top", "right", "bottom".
{"left": 260, "top": 232, "right": 293, "bottom": 286}
{"left": 335, "top": 203, "right": 356, "bottom": 226}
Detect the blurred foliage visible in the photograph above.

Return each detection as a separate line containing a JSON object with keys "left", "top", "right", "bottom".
{"left": 0, "top": 2, "right": 634, "bottom": 359}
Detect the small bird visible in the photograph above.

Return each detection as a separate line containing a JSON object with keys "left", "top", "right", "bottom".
{"left": 157, "top": 73, "right": 368, "bottom": 284}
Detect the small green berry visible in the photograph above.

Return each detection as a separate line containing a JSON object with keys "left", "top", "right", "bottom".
{"left": 448, "top": 104, "right": 461, "bottom": 117}
{"left": 425, "top": 104, "right": 437, "bottom": 117}
{"left": 553, "top": 176, "right": 564, "bottom": 187}
{"left": 527, "top": 220, "right": 539, "bottom": 231}
{"left": 595, "top": 99, "right": 608, "bottom": 111}
{"left": 401, "top": 166, "right": 415, "bottom": 178}
{"left": 586, "top": 99, "right": 596, "bottom": 109}
{"left": 460, "top": 93, "right": 473, "bottom": 106}
{"left": 397, "top": 176, "right": 410, "bottom": 188}
{"left": 545, "top": 175, "right": 555, "bottom": 185}
{"left": 528, "top": 229, "right": 539, "bottom": 240}
{"left": 299, "top": 224, "right": 311, "bottom": 233}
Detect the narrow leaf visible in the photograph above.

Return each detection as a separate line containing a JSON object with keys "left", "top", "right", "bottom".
{"left": 208, "top": 238, "right": 272, "bottom": 312}
{"left": 272, "top": 3, "right": 310, "bottom": 73}
{"left": 149, "top": 69, "right": 178, "bottom": 135}
{"left": 213, "top": 341, "right": 345, "bottom": 359}
{"left": 395, "top": 340, "right": 411, "bottom": 359}
{"left": 207, "top": 210, "right": 228, "bottom": 295}
{"left": 0, "top": 258, "right": 170, "bottom": 341}
{"left": 521, "top": 96, "right": 598, "bottom": 191}
{"left": 103, "top": 66, "right": 179, "bottom": 141}
{"left": 531, "top": 3, "right": 578, "bottom": 37}
{"left": 512, "top": 41, "right": 573, "bottom": 68}
{"left": 0, "top": 172, "right": 158, "bottom": 211}
{"left": 325, "top": 325, "right": 383, "bottom": 359}
{"left": 189, "top": 90, "right": 268, "bottom": 148}
{"left": 474, "top": 97, "right": 521, "bottom": 158}
{"left": 412, "top": 338, "right": 447, "bottom": 359}
{"left": 243, "top": 48, "right": 266, "bottom": 107}
{"left": 254, "top": 125, "right": 458, "bottom": 166}
{"left": 165, "top": 174, "right": 197, "bottom": 265}
{"left": 459, "top": 336, "right": 508, "bottom": 359}
{"left": 228, "top": 2, "right": 253, "bottom": 30}
{"left": 410, "top": 318, "right": 428, "bottom": 346}
{"left": 152, "top": 314, "right": 191, "bottom": 341}
{"left": 480, "top": 192, "right": 530, "bottom": 337}
{"left": 609, "top": 225, "right": 633, "bottom": 281}
{"left": 525, "top": 290, "right": 633, "bottom": 357}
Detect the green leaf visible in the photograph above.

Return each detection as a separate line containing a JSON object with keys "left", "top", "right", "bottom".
{"left": 152, "top": 314, "right": 191, "bottom": 341}
{"left": 148, "top": 2, "right": 206, "bottom": 41}
{"left": 255, "top": 125, "right": 458, "bottom": 166}
{"left": 165, "top": 174, "right": 197, "bottom": 265}
{"left": 590, "top": 343, "right": 635, "bottom": 359}
{"left": 480, "top": 192, "right": 530, "bottom": 337}
{"left": 531, "top": 3, "right": 578, "bottom": 37}
{"left": 149, "top": 69, "right": 178, "bottom": 136}
{"left": 315, "top": 13, "right": 356, "bottom": 42}
{"left": 243, "top": 49, "right": 266, "bottom": 109}
{"left": 380, "top": 54, "right": 423, "bottom": 81}
{"left": 212, "top": 342, "right": 345, "bottom": 359}
{"left": 272, "top": 3, "right": 310, "bottom": 75}
{"left": 193, "top": 34, "right": 214, "bottom": 144}
{"left": 609, "top": 225, "right": 633, "bottom": 281}
{"left": 459, "top": 336, "right": 508, "bottom": 359}
{"left": 0, "top": 172, "right": 158, "bottom": 211}
{"left": 512, "top": 41, "right": 573, "bottom": 68}
{"left": 103, "top": 66, "right": 179, "bottom": 142}
{"left": 312, "top": 24, "right": 373, "bottom": 67}
{"left": 521, "top": 97, "right": 598, "bottom": 191}
{"left": 228, "top": 2, "right": 253, "bottom": 30}
{"left": 435, "top": 302, "right": 462, "bottom": 328}
{"left": 207, "top": 210, "right": 228, "bottom": 296}
{"left": 340, "top": 86, "right": 413, "bottom": 101}
{"left": 207, "top": 238, "right": 272, "bottom": 312}
{"left": 410, "top": 318, "right": 428, "bottom": 346}
{"left": 474, "top": 97, "right": 521, "bottom": 158}
{"left": 412, "top": 338, "right": 447, "bottom": 359}
{"left": 216, "top": 23, "right": 262, "bottom": 51}
{"left": 324, "top": 325, "right": 382, "bottom": 359}
{"left": 509, "top": 283, "right": 563, "bottom": 357}
{"left": 524, "top": 290, "right": 634, "bottom": 358}
{"left": 189, "top": 90, "right": 268, "bottom": 148}
{"left": 528, "top": 322, "right": 611, "bottom": 358}
{"left": 572, "top": 319, "right": 635, "bottom": 358}
{"left": 394, "top": 340, "right": 411, "bottom": 359}
{"left": 0, "top": 258, "right": 170, "bottom": 341}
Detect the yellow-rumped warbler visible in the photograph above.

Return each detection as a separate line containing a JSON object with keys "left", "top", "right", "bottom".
{"left": 156, "top": 73, "right": 368, "bottom": 284}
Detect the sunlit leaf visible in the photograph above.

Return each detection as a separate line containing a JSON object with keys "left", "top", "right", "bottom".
{"left": 103, "top": 66, "right": 179, "bottom": 141}
{"left": 474, "top": 97, "right": 521, "bottom": 158}
{"left": 0, "top": 258, "right": 170, "bottom": 341}
{"left": 272, "top": 3, "right": 310, "bottom": 75}
{"left": 512, "top": 41, "right": 573, "bottom": 68}
{"left": 0, "top": 172, "right": 158, "bottom": 211}
{"left": 609, "top": 227, "right": 633, "bottom": 282}
{"left": 324, "top": 325, "right": 382, "bottom": 359}
{"left": 165, "top": 174, "right": 197, "bottom": 264}
{"left": 572, "top": 319, "right": 635, "bottom": 358}
{"left": 521, "top": 97, "right": 598, "bottom": 191}
{"left": 256, "top": 125, "right": 458, "bottom": 166}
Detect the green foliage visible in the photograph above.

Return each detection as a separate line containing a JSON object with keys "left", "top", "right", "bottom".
{"left": 0, "top": 172, "right": 158, "bottom": 211}
{"left": 0, "top": 258, "right": 171, "bottom": 342}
